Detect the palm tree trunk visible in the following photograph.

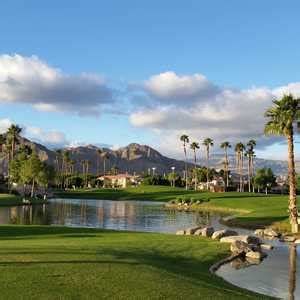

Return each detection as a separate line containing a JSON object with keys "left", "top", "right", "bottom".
{"left": 248, "top": 156, "right": 251, "bottom": 193}
{"left": 289, "top": 244, "right": 297, "bottom": 300}
{"left": 225, "top": 148, "right": 229, "bottom": 188}
{"left": 103, "top": 159, "right": 106, "bottom": 175}
{"left": 184, "top": 147, "right": 188, "bottom": 191}
{"left": 251, "top": 155, "right": 255, "bottom": 193}
{"left": 206, "top": 149, "right": 209, "bottom": 190}
{"left": 194, "top": 150, "right": 197, "bottom": 191}
{"left": 287, "top": 132, "right": 298, "bottom": 233}
{"left": 31, "top": 179, "right": 35, "bottom": 198}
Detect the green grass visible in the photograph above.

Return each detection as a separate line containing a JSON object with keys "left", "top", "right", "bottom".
{"left": 57, "top": 186, "right": 291, "bottom": 230}
{"left": 0, "top": 193, "right": 46, "bottom": 207}
{"left": 0, "top": 225, "right": 272, "bottom": 300}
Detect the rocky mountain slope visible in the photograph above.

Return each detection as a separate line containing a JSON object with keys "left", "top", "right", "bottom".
{"left": 1, "top": 139, "right": 294, "bottom": 176}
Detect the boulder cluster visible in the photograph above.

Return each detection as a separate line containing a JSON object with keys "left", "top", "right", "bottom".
{"left": 176, "top": 226, "right": 274, "bottom": 263}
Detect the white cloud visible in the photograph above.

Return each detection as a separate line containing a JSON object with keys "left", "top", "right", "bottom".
{"left": 144, "top": 71, "right": 218, "bottom": 105}
{"left": 129, "top": 71, "right": 291, "bottom": 156}
{"left": 0, "top": 54, "right": 114, "bottom": 116}
{"left": 0, "top": 118, "right": 12, "bottom": 133}
{"left": 25, "top": 126, "right": 68, "bottom": 148}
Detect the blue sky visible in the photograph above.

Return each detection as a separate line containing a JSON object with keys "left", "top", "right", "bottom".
{"left": 0, "top": 0, "right": 300, "bottom": 160}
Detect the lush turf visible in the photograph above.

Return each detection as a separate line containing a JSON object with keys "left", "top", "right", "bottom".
{"left": 0, "top": 193, "right": 46, "bottom": 207}
{"left": 0, "top": 225, "right": 272, "bottom": 299}
{"left": 57, "top": 186, "right": 291, "bottom": 230}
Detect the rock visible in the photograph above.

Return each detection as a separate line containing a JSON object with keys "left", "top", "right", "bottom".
{"left": 185, "top": 226, "right": 202, "bottom": 235}
{"left": 281, "top": 236, "right": 296, "bottom": 243}
{"left": 254, "top": 229, "right": 264, "bottom": 236}
{"left": 245, "top": 257, "right": 263, "bottom": 265}
{"left": 230, "top": 240, "right": 253, "bottom": 254}
{"left": 201, "top": 227, "right": 214, "bottom": 237}
{"left": 194, "top": 229, "right": 203, "bottom": 235}
{"left": 260, "top": 243, "right": 274, "bottom": 250}
{"left": 176, "top": 230, "right": 185, "bottom": 235}
{"left": 246, "top": 251, "right": 267, "bottom": 260}
{"left": 264, "top": 228, "right": 280, "bottom": 237}
{"left": 220, "top": 235, "right": 261, "bottom": 245}
{"left": 211, "top": 229, "right": 238, "bottom": 240}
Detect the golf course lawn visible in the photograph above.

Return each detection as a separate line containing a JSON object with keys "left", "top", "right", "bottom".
{"left": 0, "top": 225, "right": 272, "bottom": 299}
{"left": 57, "top": 185, "right": 291, "bottom": 231}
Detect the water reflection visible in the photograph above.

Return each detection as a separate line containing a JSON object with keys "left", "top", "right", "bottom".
{"left": 217, "top": 240, "right": 300, "bottom": 299}
{"left": 0, "top": 199, "right": 226, "bottom": 233}
{"left": 289, "top": 244, "right": 297, "bottom": 300}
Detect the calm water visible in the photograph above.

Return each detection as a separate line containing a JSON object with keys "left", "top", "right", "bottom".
{"left": 216, "top": 237, "right": 300, "bottom": 299}
{"left": 0, "top": 198, "right": 227, "bottom": 233}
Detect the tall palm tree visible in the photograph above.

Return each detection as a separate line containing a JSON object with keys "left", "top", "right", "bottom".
{"left": 203, "top": 138, "right": 214, "bottom": 190}
{"left": 220, "top": 141, "right": 231, "bottom": 188}
{"left": 6, "top": 124, "right": 22, "bottom": 160}
{"left": 0, "top": 134, "right": 6, "bottom": 154}
{"left": 0, "top": 134, "right": 6, "bottom": 175}
{"left": 190, "top": 141, "right": 200, "bottom": 190}
{"left": 264, "top": 94, "right": 300, "bottom": 233}
{"left": 102, "top": 152, "right": 110, "bottom": 175}
{"left": 246, "top": 139, "right": 256, "bottom": 192}
{"left": 180, "top": 134, "right": 189, "bottom": 190}
{"left": 235, "top": 142, "right": 245, "bottom": 192}
{"left": 96, "top": 149, "right": 102, "bottom": 175}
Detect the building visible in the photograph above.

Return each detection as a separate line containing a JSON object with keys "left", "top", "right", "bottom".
{"left": 98, "top": 174, "right": 140, "bottom": 188}
{"left": 198, "top": 177, "right": 225, "bottom": 192}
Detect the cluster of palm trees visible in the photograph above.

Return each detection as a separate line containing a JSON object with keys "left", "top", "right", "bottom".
{"left": 180, "top": 135, "right": 257, "bottom": 192}
{"left": 54, "top": 150, "right": 77, "bottom": 188}
{"left": 54, "top": 147, "right": 112, "bottom": 188}
{"left": 0, "top": 124, "right": 23, "bottom": 175}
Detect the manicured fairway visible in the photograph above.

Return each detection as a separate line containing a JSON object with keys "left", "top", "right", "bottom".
{"left": 0, "top": 225, "right": 272, "bottom": 300}
{"left": 58, "top": 186, "right": 291, "bottom": 230}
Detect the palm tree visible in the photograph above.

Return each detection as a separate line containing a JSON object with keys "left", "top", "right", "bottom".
{"left": 264, "top": 94, "right": 300, "bottom": 233}
{"left": 6, "top": 124, "right": 22, "bottom": 160}
{"left": 0, "top": 134, "right": 6, "bottom": 175}
{"left": 220, "top": 141, "right": 231, "bottom": 188}
{"left": 102, "top": 152, "right": 110, "bottom": 175}
{"left": 203, "top": 138, "right": 214, "bottom": 190}
{"left": 190, "top": 142, "right": 200, "bottom": 190}
{"left": 246, "top": 139, "right": 256, "bottom": 192}
{"left": 180, "top": 134, "right": 189, "bottom": 190}
{"left": 96, "top": 149, "right": 102, "bottom": 175}
{"left": 0, "top": 134, "right": 6, "bottom": 154}
{"left": 235, "top": 142, "right": 245, "bottom": 192}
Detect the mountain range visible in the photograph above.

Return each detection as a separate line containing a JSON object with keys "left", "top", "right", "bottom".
{"left": 1, "top": 138, "right": 296, "bottom": 176}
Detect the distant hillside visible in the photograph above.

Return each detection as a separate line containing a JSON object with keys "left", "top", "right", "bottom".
{"left": 0, "top": 139, "right": 294, "bottom": 176}
{"left": 191, "top": 154, "right": 292, "bottom": 176}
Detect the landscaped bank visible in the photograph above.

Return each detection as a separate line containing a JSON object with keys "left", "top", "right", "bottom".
{"left": 0, "top": 225, "right": 272, "bottom": 299}
{"left": 57, "top": 186, "right": 291, "bottom": 231}
{"left": 0, "top": 193, "right": 46, "bottom": 206}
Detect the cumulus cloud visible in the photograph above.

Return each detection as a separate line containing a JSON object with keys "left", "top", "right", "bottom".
{"left": 25, "top": 126, "right": 68, "bottom": 148}
{"left": 0, "top": 54, "right": 114, "bottom": 116}
{"left": 129, "top": 71, "right": 293, "bottom": 157}
{"left": 144, "top": 71, "right": 219, "bottom": 105}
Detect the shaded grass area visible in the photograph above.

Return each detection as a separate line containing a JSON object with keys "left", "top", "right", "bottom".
{"left": 0, "top": 193, "right": 46, "bottom": 207}
{"left": 0, "top": 225, "right": 272, "bottom": 299}
{"left": 57, "top": 186, "right": 291, "bottom": 230}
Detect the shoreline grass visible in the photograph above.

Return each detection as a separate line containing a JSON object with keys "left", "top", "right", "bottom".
{"left": 0, "top": 193, "right": 47, "bottom": 207}
{"left": 0, "top": 225, "right": 273, "bottom": 299}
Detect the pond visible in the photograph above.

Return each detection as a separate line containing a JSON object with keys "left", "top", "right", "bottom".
{"left": 0, "top": 198, "right": 228, "bottom": 233}
{"left": 216, "top": 239, "right": 300, "bottom": 299}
